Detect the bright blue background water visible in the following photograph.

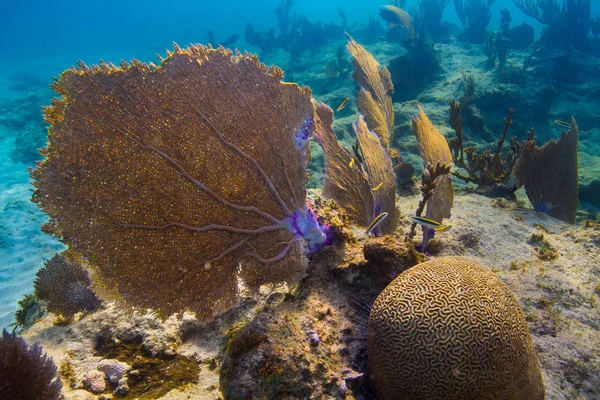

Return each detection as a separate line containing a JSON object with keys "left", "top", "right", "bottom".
{"left": 0, "top": 0, "right": 560, "bottom": 76}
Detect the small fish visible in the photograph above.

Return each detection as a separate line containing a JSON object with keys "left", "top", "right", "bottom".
{"left": 366, "top": 212, "right": 389, "bottom": 236}
{"left": 410, "top": 100, "right": 423, "bottom": 106}
{"left": 412, "top": 216, "right": 451, "bottom": 231}
{"left": 555, "top": 120, "right": 586, "bottom": 134}
{"left": 348, "top": 158, "right": 355, "bottom": 168}
{"left": 336, "top": 97, "right": 349, "bottom": 111}
{"left": 371, "top": 182, "right": 384, "bottom": 191}
{"left": 367, "top": 134, "right": 380, "bottom": 144}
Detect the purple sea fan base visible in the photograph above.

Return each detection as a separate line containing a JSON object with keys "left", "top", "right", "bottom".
{"left": 287, "top": 207, "right": 331, "bottom": 254}
{"left": 415, "top": 226, "right": 435, "bottom": 255}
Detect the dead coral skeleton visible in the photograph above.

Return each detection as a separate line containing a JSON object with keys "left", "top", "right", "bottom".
{"left": 447, "top": 99, "right": 523, "bottom": 195}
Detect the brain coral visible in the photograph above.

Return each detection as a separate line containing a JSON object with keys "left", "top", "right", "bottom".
{"left": 367, "top": 257, "right": 544, "bottom": 400}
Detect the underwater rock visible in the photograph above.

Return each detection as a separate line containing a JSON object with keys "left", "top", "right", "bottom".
{"left": 97, "top": 358, "right": 131, "bottom": 384}
{"left": 507, "top": 23, "right": 535, "bottom": 50}
{"left": 82, "top": 369, "right": 106, "bottom": 393}
{"left": 579, "top": 179, "right": 600, "bottom": 208}
{"left": 367, "top": 257, "right": 545, "bottom": 400}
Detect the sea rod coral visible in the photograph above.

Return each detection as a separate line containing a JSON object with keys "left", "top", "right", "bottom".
{"left": 32, "top": 44, "right": 329, "bottom": 319}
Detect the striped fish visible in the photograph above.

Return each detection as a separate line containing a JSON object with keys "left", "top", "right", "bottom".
{"left": 412, "top": 216, "right": 451, "bottom": 232}
{"left": 366, "top": 212, "right": 389, "bottom": 236}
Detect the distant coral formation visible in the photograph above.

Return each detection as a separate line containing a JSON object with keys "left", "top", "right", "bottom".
{"left": 32, "top": 44, "right": 329, "bottom": 319}
{"left": 0, "top": 329, "right": 62, "bottom": 400}
{"left": 34, "top": 253, "right": 101, "bottom": 319}
{"left": 367, "top": 257, "right": 545, "bottom": 400}
{"left": 515, "top": 118, "right": 579, "bottom": 223}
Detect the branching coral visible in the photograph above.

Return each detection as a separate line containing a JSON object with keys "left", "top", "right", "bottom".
{"left": 514, "top": 118, "right": 579, "bottom": 223}
{"left": 32, "top": 44, "right": 329, "bottom": 319}
{"left": 312, "top": 101, "right": 398, "bottom": 235}
{"left": 353, "top": 115, "right": 399, "bottom": 235}
{"left": 34, "top": 253, "right": 101, "bottom": 319}
{"left": 448, "top": 99, "right": 522, "bottom": 194}
{"left": 314, "top": 37, "right": 400, "bottom": 236}
{"left": 0, "top": 329, "right": 62, "bottom": 400}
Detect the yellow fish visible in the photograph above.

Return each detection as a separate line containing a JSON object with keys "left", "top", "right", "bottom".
{"left": 555, "top": 120, "right": 586, "bottom": 134}
{"left": 410, "top": 100, "right": 423, "bottom": 106}
{"left": 348, "top": 158, "right": 355, "bottom": 168}
{"left": 336, "top": 97, "right": 349, "bottom": 112}
{"left": 372, "top": 183, "right": 383, "bottom": 191}
{"left": 367, "top": 134, "right": 380, "bottom": 144}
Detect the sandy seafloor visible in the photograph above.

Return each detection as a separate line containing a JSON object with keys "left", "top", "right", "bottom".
{"left": 0, "top": 30, "right": 599, "bottom": 398}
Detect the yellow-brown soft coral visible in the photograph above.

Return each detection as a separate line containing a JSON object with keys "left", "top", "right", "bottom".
{"left": 408, "top": 107, "right": 454, "bottom": 249}
{"left": 346, "top": 36, "right": 395, "bottom": 150}
{"left": 32, "top": 44, "right": 327, "bottom": 319}
{"left": 312, "top": 100, "right": 373, "bottom": 227}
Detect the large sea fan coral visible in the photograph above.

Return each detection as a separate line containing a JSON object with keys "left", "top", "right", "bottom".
{"left": 0, "top": 329, "right": 62, "bottom": 400}
{"left": 32, "top": 44, "right": 328, "bottom": 319}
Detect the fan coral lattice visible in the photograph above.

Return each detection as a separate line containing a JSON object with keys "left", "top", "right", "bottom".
{"left": 367, "top": 257, "right": 545, "bottom": 400}
{"left": 32, "top": 44, "right": 329, "bottom": 319}
{"left": 34, "top": 253, "right": 101, "bottom": 318}
{"left": 0, "top": 329, "right": 62, "bottom": 400}
{"left": 514, "top": 117, "right": 579, "bottom": 223}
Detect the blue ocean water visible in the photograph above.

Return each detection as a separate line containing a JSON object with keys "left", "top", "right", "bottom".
{"left": 0, "top": 0, "right": 598, "bottom": 331}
